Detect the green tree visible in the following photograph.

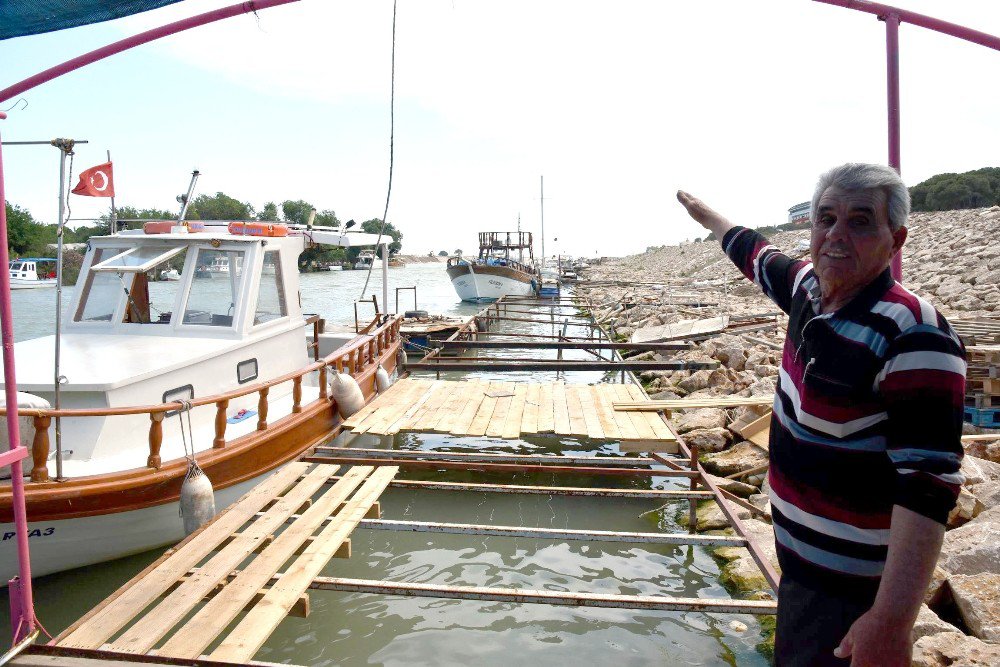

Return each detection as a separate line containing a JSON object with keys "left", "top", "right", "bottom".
{"left": 910, "top": 167, "right": 1000, "bottom": 212}
{"left": 281, "top": 199, "right": 315, "bottom": 225}
{"left": 5, "top": 203, "right": 50, "bottom": 256}
{"left": 360, "top": 219, "right": 402, "bottom": 257}
{"left": 438, "top": 250, "right": 448, "bottom": 256}
{"left": 186, "top": 192, "right": 254, "bottom": 220}
{"left": 97, "top": 204, "right": 176, "bottom": 233}
{"left": 257, "top": 202, "right": 279, "bottom": 221}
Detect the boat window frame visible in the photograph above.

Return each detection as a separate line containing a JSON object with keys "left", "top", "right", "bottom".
{"left": 250, "top": 248, "right": 290, "bottom": 330}
{"left": 91, "top": 245, "right": 187, "bottom": 274}
{"left": 72, "top": 245, "right": 132, "bottom": 326}
{"left": 176, "top": 243, "right": 252, "bottom": 334}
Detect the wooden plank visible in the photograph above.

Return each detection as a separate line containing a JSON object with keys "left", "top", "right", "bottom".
{"left": 613, "top": 395, "right": 775, "bottom": 411}
{"left": 590, "top": 385, "right": 621, "bottom": 440}
{"left": 603, "top": 385, "right": 639, "bottom": 440}
{"left": 381, "top": 380, "right": 441, "bottom": 435}
{"left": 502, "top": 383, "right": 529, "bottom": 439}
{"left": 465, "top": 381, "right": 502, "bottom": 437}
{"left": 375, "top": 379, "right": 437, "bottom": 435}
{"left": 536, "top": 381, "right": 555, "bottom": 434}
{"left": 103, "top": 465, "right": 342, "bottom": 654}
{"left": 353, "top": 378, "right": 427, "bottom": 435}
{"left": 209, "top": 467, "right": 399, "bottom": 663}
{"left": 551, "top": 381, "right": 572, "bottom": 436}
{"left": 433, "top": 380, "right": 477, "bottom": 433}
{"left": 564, "top": 384, "right": 589, "bottom": 436}
{"left": 155, "top": 466, "right": 375, "bottom": 659}
{"left": 611, "top": 384, "right": 657, "bottom": 441}
{"left": 520, "top": 383, "right": 541, "bottom": 434}
{"left": 410, "top": 381, "right": 455, "bottom": 431}
{"left": 343, "top": 378, "right": 421, "bottom": 430}
{"left": 577, "top": 385, "right": 606, "bottom": 439}
{"left": 485, "top": 382, "right": 516, "bottom": 437}
{"left": 57, "top": 463, "right": 313, "bottom": 650}
{"left": 449, "top": 380, "right": 489, "bottom": 436}
{"left": 737, "top": 412, "right": 772, "bottom": 450}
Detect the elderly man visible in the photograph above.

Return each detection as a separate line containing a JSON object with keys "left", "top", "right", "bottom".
{"left": 676, "top": 163, "right": 965, "bottom": 667}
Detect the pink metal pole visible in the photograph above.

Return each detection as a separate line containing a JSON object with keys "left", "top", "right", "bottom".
{"left": 0, "top": 111, "right": 37, "bottom": 643}
{"left": 0, "top": 0, "right": 302, "bottom": 104}
{"left": 885, "top": 13, "right": 902, "bottom": 279}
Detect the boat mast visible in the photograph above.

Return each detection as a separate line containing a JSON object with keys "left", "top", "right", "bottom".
{"left": 539, "top": 175, "right": 545, "bottom": 267}
{"left": 177, "top": 169, "right": 200, "bottom": 222}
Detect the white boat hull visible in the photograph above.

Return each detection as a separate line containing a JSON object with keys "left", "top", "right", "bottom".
{"left": 448, "top": 266, "right": 536, "bottom": 303}
{"left": 0, "top": 471, "right": 268, "bottom": 582}
{"left": 10, "top": 278, "right": 56, "bottom": 290}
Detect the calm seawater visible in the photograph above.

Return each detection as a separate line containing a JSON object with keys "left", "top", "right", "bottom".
{"left": 1, "top": 263, "right": 769, "bottom": 666}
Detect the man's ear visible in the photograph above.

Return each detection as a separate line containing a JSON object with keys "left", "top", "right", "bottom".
{"left": 892, "top": 226, "right": 908, "bottom": 254}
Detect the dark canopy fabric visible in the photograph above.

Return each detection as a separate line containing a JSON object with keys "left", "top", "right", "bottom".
{"left": 0, "top": 1, "right": 184, "bottom": 40}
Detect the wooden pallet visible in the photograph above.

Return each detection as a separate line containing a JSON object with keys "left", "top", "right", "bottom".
{"left": 54, "top": 462, "right": 397, "bottom": 664}
{"left": 340, "top": 378, "right": 678, "bottom": 452}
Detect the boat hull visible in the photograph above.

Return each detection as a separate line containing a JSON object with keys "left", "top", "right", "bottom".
{"left": 447, "top": 264, "right": 536, "bottom": 303}
{"left": 10, "top": 278, "right": 56, "bottom": 290}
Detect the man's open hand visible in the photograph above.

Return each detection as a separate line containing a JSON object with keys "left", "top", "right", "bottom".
{"left": 834, "top": 608, "right": 912, "bottom": 666}
{"left": 675, "top": 191, "right": 734, "bottom": 238}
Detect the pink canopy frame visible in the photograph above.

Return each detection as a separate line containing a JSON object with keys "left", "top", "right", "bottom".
{"left": 814, "top": 1, "right": 1000, "bottom": 280}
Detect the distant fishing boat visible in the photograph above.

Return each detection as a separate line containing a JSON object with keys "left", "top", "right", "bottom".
{"left": 9, "top": 258, "right": 57, "bottom": 289}
{"left": 447, "top": 232, "right": 540, "bottom": 303}
{"left": 354, "top": 249, "right": 383, "bottom": 270}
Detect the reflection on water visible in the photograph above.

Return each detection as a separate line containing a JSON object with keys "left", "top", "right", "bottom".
{"left": 2, "top": 264, "right": 769, "bottom": 665}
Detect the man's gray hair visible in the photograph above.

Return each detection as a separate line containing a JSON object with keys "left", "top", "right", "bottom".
{"left": 810, "top": 163, "right": 910, "bottom": 231}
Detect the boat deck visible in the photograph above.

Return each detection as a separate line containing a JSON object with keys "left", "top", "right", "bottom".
{"left": 48, "top": 461, "right": 396, "bottom": 664}
{"left": 340, "top": 377, "right": 678, "bottom": 452}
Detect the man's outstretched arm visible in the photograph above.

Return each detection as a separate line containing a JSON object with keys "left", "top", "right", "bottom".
{"left": 676, "top": 190, "right": 736, "bottom": 239}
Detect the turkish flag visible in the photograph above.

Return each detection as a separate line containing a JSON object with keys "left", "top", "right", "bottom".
{"left": 71, "top": 162, "right": 115, "bottom": 197}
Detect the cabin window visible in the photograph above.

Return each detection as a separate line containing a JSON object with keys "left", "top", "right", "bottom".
{"left": 237, "top": 358, "right": 258, "bottom": 384}
{"left": 253, "top": 250, "right": 287, "bottom": 326}
{"left": 183, "top": 248, "right": 246, "bottom": 327}
{"left": 75, "top": 247, "right": 127, "bottom": 322}
{"left": 162, "top": 385, "right": 194, "bottom": 417}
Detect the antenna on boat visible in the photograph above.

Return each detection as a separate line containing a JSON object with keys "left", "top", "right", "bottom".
{"left": 539, "top": 175, "right": 545, "bottom": 267}
{"left": 306, "top": 208, "right": 316, "bottom": 230}
{"left": 176, "top": 169, "right": 200, "bottom": 222}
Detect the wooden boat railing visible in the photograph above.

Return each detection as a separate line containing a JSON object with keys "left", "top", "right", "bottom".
{"left": 2, "top": 316, "right": 402, "bottom": 483}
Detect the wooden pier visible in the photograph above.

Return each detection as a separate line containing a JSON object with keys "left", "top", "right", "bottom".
{"left": 47, "top": 462, "right": 396, "bottom": 664}
{"left": 339, "top": 377, "right": 678, "bottom": 452}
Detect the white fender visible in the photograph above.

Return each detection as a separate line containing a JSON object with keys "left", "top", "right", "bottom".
{"left": 329, "top": 372, "right": 366, "bottom": 418}
{"left": 179, "top": 463, "right": 216, "bottom": 535}
{"left": 375, "top": 365, "right": 392, "bottom": 393}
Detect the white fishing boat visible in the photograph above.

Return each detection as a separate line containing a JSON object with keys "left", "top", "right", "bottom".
{"left": 9, "top": 258, "right": 57, "bottom": 289}
{"left": 354, "top": 249, "right": 383, "bottom": 270}
{"left": 446, "top": 232, "right": 540, "bottom": 303}
{"left": 159, "top": 268, "right": 181, "bottom": 281}
{"left": 0, "top": 221, "right": 401, "bottom": 581}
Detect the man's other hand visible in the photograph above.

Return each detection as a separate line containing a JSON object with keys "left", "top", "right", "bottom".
{"left": 675, "top": 191, "right": 734, "bottom": 238}
{"left": 834, "top": 608, "right": 912, "bottom": 666}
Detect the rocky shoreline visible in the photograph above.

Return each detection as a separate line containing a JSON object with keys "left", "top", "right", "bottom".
{"left": 576, "top": 206, "right": 1000, "bottom": 664}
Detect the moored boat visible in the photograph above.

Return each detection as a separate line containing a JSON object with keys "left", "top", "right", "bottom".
{"left": 9, "top": 258, "right": 57, "bottom": 289}
{"left": 446, "top": 232, "right": 540, "bottom": 303}
{"left": 0, "top": 222, "right": 401, "bottom": 580}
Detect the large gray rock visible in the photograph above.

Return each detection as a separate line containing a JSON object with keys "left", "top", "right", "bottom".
{"left": 702, "top": 441, "right": 769, "bottom": 476}
{"left": 682, "top": 427, "right": 732, "bottom": 453}
{"left": 718, "top": 346, "right": 747, "bottom": 371}
{"left": 912, "top": 631, "right": 1000, "bottom": 666}
{"left": 961, "top": 455, "right": 1000, "bottom": 486}
{"left": 677, "top": 370, "right": 712, "bottom": 393}
{"left": 911, "top": 604, "right": 960, "bottom": 644}
{"left": 675, "top": 408, "right": 727, "bottom": 434}
{"left": 713, "top": 518, "right": 780, "bottom": 593}
{"left": 948, "top": 486, "right": 985, "bottom": 528}
{"left": 938, "top": 506, "right": 1000, "bottom": 576}
{"left": 703, "top": 472, "right": 757, "bottom": 498}
{"left": 948, "top": 573, "right": 1000, "bottom": 642}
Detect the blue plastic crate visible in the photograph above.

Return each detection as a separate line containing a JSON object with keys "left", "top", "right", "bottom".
{"left": 964, "top": 406, "right": 1000, "bottom": 428}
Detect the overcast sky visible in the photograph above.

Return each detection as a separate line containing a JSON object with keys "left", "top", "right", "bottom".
{"left": 1, "top": 0, "right": 998, "bottom": 257}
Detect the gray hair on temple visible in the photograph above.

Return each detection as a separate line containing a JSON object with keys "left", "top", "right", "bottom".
{"left": 810, "top": 163, "right": 911, "bottom": 231}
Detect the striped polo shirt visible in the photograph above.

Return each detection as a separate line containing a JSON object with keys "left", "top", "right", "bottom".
{"left": 722, "top": 227, "right": 965, "bottom": 589}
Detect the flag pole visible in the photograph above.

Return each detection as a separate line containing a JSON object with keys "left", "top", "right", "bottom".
{"left": 108, "top": 149, "right": 116, "bottom": 235}
{"left": 52, "top": 138, "right": 75, "bottom": 480}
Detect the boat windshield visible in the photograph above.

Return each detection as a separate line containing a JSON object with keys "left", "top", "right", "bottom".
{"left": 75, "top": 247, "right": 127, "bottom": 322}
{"left": 183, "top": 248, "right": 247, "bottom": 327}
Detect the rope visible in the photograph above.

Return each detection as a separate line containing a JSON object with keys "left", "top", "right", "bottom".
{"left": 175, "top": 399, "right": 198, "bottom": 469}
{"left": 360, "top": 0, "right": 397, "bottom": 301}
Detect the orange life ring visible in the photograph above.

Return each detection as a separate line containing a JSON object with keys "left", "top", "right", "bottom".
{"left": 227, "top": 222, "right": 289, "bottom": 237}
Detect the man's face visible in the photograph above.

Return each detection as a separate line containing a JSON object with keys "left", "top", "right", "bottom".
{"left": 810, "top": 185, "right": 907, "bottom": 301}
